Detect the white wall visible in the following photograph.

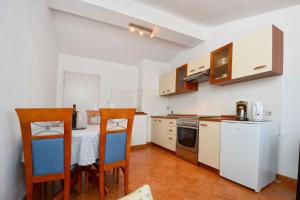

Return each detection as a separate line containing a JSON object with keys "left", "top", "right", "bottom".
{"left": 168, "top": 5, "right": 300, "bottom": 179}
{"left": 138, "top": 60, "right": 170, "bottom": 142}
{"left": 0, "top": 0, "right": 58, "bottom": 199}
{"left": 57, "top": 54, "right": 138, "bottom": 109}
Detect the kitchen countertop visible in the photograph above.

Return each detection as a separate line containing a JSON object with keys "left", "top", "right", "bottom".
{"left": 151, "top": 114, "right": 236, "bottom": 121}
{"left": 151, "top": 114, "right": 197, "bottom": 119}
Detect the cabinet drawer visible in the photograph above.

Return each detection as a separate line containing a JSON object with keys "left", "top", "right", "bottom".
{"left": 164, "top": 119, "right": 177, "bottom": 127}
{"left": 165, "top": 133, "right": 176, "bottom": 151}
{"left": 166, "top": 127, "right": 176, "bottom": 135}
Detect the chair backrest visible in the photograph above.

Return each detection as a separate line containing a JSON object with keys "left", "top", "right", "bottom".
{"left": 99, "top": 108, "right": 136, "bottom": 169}
{"left": 15, "top": 108, "right": 73, "bottom": 183}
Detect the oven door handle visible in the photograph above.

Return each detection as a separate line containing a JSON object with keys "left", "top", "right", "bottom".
{"left": 176, "top": 125, "right": 198, "bottom": 130}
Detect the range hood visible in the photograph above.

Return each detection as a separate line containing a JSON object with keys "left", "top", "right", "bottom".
{"left": 183, "top": 69, "right": 210, "bottom": 83}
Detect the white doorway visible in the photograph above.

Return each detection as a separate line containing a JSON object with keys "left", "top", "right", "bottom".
{"left": 63, "top": 71, "right": 100, "bottom": 112}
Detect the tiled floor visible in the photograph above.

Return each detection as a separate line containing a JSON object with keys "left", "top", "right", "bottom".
{"left": 71, "top": 144, "right": 296, "bottom": 200}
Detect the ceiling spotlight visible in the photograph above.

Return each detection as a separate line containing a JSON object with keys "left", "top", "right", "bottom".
{"left": 129, "top": 26, "right": 135, "bottom": 32}
{"left": 128, "top": 23, "right": 153, "bottom": 38}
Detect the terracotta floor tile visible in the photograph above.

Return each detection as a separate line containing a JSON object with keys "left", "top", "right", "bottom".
{"left": 69, "top": 144, "right": 296, "bottom": 200}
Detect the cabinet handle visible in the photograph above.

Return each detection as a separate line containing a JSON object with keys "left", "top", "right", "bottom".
{"left": 154, "top": 120, "right": 157, "bottom": 122}
{"left": 190, "top": 69, "right": 195, "bottom": 72}
{"left": 254, "top": 65, "right": 267, "bottom": 70}
{"left": 169, "top": 129, "right": 173, "bottom": 132}
{"left": 200, "top": 124, "right": 208, "bottom": 126}
{"left": 168, "top": 137, "right": 173, "bottom": 140}
{"left": 162, "top": 91, "right": 165, "bottom": 94}
{"left": 158, "top": 120, "right": 162, "bottom": 122}
{"left": 198, "top": 66, "right": 205, "bottom": 69}
{"left": 169, "top": 122, "right": 174, "bottom": 124}
{"left": 167, "top": 90, "right": 170, "bottom": 92}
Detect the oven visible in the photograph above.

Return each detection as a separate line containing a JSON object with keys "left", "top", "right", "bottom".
{"left": 176, "top": 118, "right": 199, "bottom": 165}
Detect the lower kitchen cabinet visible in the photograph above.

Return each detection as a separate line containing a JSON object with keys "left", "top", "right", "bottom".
{"left": 198, "top": 121, "right": 221, "bottom": 169}
{"left": 151, "top": 118, "right": 177, "bottom": 151}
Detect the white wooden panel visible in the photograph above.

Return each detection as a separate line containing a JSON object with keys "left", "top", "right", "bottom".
{"left": 187, "top": 54, "right": 210, "bottom": 76}
{"left": 198, "top": 121, "right": 221, "bottom": 169}
{"left": 167, "top": 69, "right": 176, "bottom": 94}
{"left": 132, "top": 115, "right": 147, "bottom": 146}
{"left": 232, "top": 26, "right": 273, "bottom": 79}
{"left": 187, "top": 59, "right": 197, "bottom": 76}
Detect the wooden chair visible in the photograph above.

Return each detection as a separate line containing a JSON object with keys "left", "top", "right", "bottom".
{"left": 16, "top": 108, "right": 73, "bottom": 200}
{"left": 96, "top": 108, "right": 136, "bottom": 200}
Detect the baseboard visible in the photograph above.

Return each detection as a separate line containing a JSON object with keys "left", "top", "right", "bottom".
{"left": 198, "top": 162, "right": 220, "bottom": 175}
{"left": 276, "top": 173, "right": 297, "bottom": 185}
{"left": 149, "top": 142, "right": 176, "bottom": 154}
{"left": 130, "top": 142, "right": 151, "bottom": 150}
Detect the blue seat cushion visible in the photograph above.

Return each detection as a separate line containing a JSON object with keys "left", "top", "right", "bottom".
{"left": 31, "top": 138, "right": 64, "bottom": 176}
{"left": 96, "top": 132, "right": 127, "bottom": 165}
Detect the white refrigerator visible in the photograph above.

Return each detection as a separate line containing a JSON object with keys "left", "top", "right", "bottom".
{"left": 220, "top": 120, "right": 278, "bottom": 192}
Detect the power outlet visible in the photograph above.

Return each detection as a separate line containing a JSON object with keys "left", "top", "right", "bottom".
{"left": 265, "top": 110, "right": 272, "bottom": 116}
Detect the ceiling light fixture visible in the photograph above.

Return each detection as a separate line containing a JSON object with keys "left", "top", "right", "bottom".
{"left": 128, "top": 23, "right": 154, "bottom": 38}
{"left": 129, "top": 27, "right": 135, "bottom": 32}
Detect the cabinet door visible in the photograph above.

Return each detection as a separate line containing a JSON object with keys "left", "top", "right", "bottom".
{"left": 166, "top": 69, "right": 176, "bottom": 94}
{"left": 159, "top": 73, "right": 167, "bottom": 95}
{"left": 151, "top": 118, "right": 163, "bottom": 144}
{"left": 198, "top": 121, "right": 221, "bottom": 169}
{"left": 187, "top": 59, "right": 197, "bottom": 76}
{"left": 232, "top": 26, "right": 272, "bottom": 79}
{"left": 187, "top": 54, "right": 210, "bottom": 76}
{"left": 210, "top": 43, "right": 233, "bottom": 84}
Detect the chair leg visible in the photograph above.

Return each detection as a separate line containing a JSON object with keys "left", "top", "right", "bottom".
{"left": 64, "top": 174, "right": 70, "bottom": 200}
{"left": 85, "top": 171, "right": 89, "bottom": 192}
{"left": 124, "top": 166, "right": 129, "bottom": 195}
{"left": 116, "top": 167, "right": 120, "bottom": 184}
{"left": 99, "top": 170, "right": 105, "bottom": 200}
{"left": 25, "top": 180, "right": 33, "bottom": 200}
{"left": 77, "top": 170, "right": 82, "bottom": 194}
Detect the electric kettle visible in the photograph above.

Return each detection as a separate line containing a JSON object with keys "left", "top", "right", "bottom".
{"left": 251, "top": 102, "right": 264, "bottom": 121}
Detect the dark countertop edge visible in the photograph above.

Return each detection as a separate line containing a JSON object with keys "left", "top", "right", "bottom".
{"left": 199, "top": 115, "right": 236, "bottom": 122}
{"left": 135, "top": 112, "right": 147, "bottom": 115}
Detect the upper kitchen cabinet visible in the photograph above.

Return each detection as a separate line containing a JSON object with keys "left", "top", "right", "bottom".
{"left": 210, "top": 43, "right": 233, "bottom": 84}
{"left": 176, "top": 64, "right": 198, "bottom": 94}
{"left": 159, "top": 69, "right": 176, "bottom": 96}
{"left": 187, "top": 53, "right": 210, "bottom": 76}
{"left": 231, "top": 25, "right": 283, "bottom": 82}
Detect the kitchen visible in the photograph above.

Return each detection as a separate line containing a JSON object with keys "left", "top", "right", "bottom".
{"left": 1, "top": 0, "right": 300, "bottom": 200}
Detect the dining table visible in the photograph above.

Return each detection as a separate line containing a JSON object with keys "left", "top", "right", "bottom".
{"left": 71, "top": 125, "right": 100, "bottom": 166}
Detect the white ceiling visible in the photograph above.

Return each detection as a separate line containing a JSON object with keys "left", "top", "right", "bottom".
{"left": 51, "top": 10, "right": 184, "bottom": 66}
{"left": 48, "top": 0, "right": 207, "bottom": 47}
{"left": 134, "top": 0, "right": 300, "bottom": 26}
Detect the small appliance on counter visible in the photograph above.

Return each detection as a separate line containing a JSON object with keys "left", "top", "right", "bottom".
{"left": 236, "top": 101, "right": 249, "bottom": 121}
{"left": 251, "top": 102, "right": 264, "bottom": 121}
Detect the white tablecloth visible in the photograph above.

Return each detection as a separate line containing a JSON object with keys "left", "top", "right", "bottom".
{"left": 71, "top": 125, "right": 100, "bottom": 166}
{"left": 24, "top": 120, "right": 129, "bottom": 166}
